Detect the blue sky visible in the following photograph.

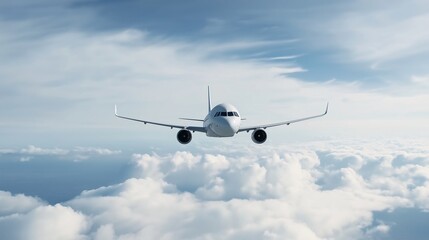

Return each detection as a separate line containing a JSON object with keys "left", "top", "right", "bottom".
{"left": 1, "top": 1, "right": 429, "bottom": 239}
{"left": 1, "top": 0, "right": 428, "bottom": 149}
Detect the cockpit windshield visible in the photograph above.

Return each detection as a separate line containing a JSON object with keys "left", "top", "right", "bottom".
{"left": 215, "top": 111, "right": 240, "bottom": 117}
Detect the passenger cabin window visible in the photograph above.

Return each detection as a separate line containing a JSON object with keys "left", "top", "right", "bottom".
{"left": 221, "top": 112, "right": 227, "bottom": 116}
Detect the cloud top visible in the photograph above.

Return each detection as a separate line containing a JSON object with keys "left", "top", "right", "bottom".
{"left": 2, "top": 140, "right": 428, "bottom": 239}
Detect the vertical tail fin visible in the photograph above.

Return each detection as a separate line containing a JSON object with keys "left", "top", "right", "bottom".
{"left": 208, "top": 86, "right": 212, "bottom": 114}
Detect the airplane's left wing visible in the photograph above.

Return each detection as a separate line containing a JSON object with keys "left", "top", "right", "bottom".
{"left": 115, "top": 105, "right": 206, "bottom": 133}
{"left": 237, "top": 103, "right": 328, "bottom": 133}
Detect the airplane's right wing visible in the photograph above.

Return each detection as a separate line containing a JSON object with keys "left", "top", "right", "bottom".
{"left": 115, "top": 105, "right": 206, "bottom": 133}
{"left": 237, "top": 103, "right": 328, "bottom": 133}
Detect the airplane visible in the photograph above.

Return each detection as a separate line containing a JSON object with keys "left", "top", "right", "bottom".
{"left": 115, "top": 87, "right": 328, "bottom": 144}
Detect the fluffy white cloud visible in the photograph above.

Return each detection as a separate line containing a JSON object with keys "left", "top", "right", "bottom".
{"left": 0, "top": 205, "right": 88, "bottom": 240}
{"left": 67, "top": 139, "right": 427, "bottom": 239}
{"left": 73, "top": 147, "right": 122, "bottom": 155}
{"left": 20, "top": 145, "right": 69, "bottom": 155}
{"left": 0, "top": 191, "right": 44, "bottom": 216}
{"left": 0, "top": 192, "right": 88, "bottom": 240}
{"left": 0, "top": 145, "right": 122, "bottom": 161}
{"left": 1, "top": 140, "right": 429, "bottom": 239}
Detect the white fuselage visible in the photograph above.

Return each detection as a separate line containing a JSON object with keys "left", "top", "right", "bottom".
{"left": 203, "top": 103, "right": 241, "bottom": 137}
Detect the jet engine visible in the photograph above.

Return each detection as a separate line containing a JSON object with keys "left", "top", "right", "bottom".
{"left": 251, "top": 129, "right": 267, "bottom": 144}
{"left": 177, "top": 129, "right": 192, "bottom": 144}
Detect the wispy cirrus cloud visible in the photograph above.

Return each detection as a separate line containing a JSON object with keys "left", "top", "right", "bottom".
{"left": 1, "top": 1, "right": 429, "bottom": 148}
{"left": 311, "top": 0, "right": 429, "bottom": 69}
{"left": 1, "top": 27, "right": 428, "bottom": 147}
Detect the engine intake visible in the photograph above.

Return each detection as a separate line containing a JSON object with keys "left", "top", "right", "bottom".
{"left": 251, "top": 129, "right": 267, "bottom": 144}
{"left": 177, "top": 129, "right": 192, "bottom": 144}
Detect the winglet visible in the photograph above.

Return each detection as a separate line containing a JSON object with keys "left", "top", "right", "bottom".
{"left": 114, "top": 105, "right": 118, "bottom": 116}
{"left": 324, "top": 102, "right": 329, "bottom": 115}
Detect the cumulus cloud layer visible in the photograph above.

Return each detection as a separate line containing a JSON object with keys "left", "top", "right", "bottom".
{"left": 0, "top": 145, "right": 121, "bottom": 162}
{"left": 1, "top": 140, "right": 428, "bottom": 239}
{"left": 0, "top": 191, "right": 88, "bottom": 240}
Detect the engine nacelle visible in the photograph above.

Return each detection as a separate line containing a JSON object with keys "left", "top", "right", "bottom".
{"left": 251, "top": 129, "right": 267, "bottom": 144}
{"left": 177, "top": 129, "right": 192, "bottom": 144}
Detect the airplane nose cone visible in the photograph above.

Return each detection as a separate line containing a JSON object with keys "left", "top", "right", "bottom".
{"left": 214, "top": 117, "right": 239, "bottom": 136}
{"left": 227, "top": 118, "right": 240, "bottom": 133}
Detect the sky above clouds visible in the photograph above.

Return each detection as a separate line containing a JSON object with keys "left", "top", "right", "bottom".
{"left": 1, "top": 0, "right": 429, "bottom": 239}
{"left": 0, "top": 0, "right": 428, "bottom": 148}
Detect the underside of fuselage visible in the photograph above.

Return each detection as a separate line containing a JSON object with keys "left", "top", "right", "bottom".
{"left": 206, "top": 126, "right": 234, "bottom": 137}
